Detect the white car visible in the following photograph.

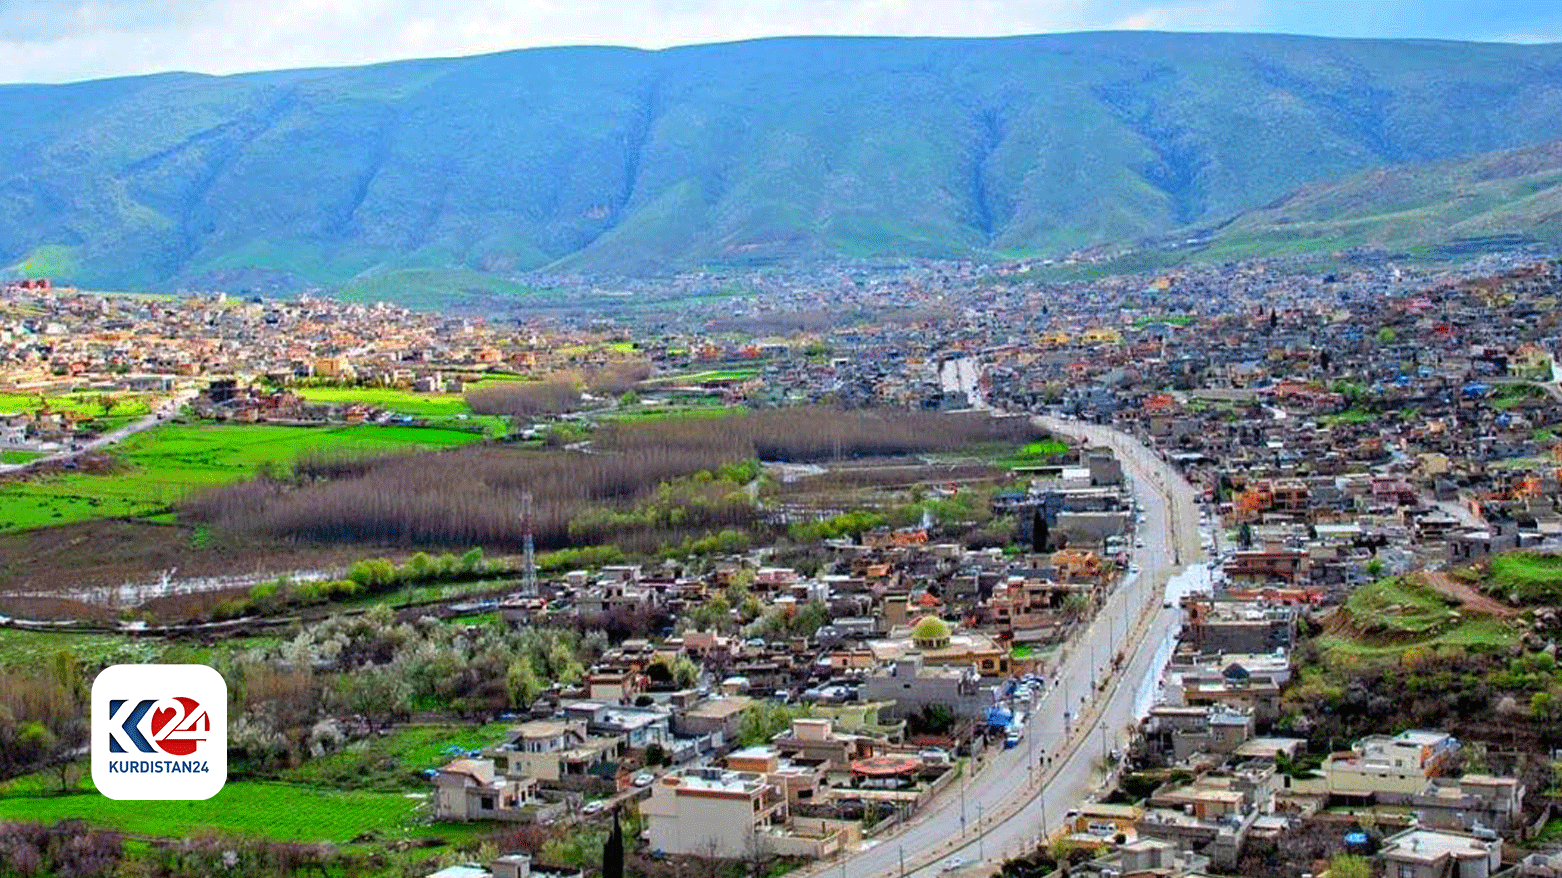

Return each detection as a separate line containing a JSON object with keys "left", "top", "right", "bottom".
{"left": 634, "top": 772, "right": 655, "bottom": 787}
{"left": 582, "top": 800, "right": 606, "bottom": 815}
{"left": 942, "top": 857, "right": 971, "bottom": 873}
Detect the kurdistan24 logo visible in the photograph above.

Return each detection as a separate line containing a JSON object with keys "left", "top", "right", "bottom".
{"left": 92, "top": 664, "right": 227, "bottom": 800}
{"left": 106, "top": 696, "right": 211, "bottom": 756}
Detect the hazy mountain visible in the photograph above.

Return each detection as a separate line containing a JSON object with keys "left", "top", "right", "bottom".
{"left": 5, "top": 32, "right": 1562, "bottom": 294}
{"left": 1191, "top": 138, "right": 1562, "bottom": 259}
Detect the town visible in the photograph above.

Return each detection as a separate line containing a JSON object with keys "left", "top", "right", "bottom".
{"left": 1, "top": 245, "right": 1561, "bottom": 878}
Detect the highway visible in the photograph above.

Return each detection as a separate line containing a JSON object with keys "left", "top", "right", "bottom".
{"left": 808, "top": 415, "right": 1204, "bottom": 878}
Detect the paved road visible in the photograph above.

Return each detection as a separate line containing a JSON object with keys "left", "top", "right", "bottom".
{"left": 806, "top": 416, "right": 1203, "bottom": 878}
{"left": 0, "top": 389, "right": 194, "bottom": 474}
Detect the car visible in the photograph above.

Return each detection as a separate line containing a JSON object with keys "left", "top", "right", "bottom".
{"left": 582, "top": 800, "right": 607, "bottom": 815}
{"left": 1129, "top": 564, "right": 1141, "bottom": 574}
{"left": 634, "top": 772, "right": 655, "bottom": 787}
{"left": 1162, "top": 600, "right": 1174, "bottom": 609}
{"left": 942, "top": 857, "right": 972, "bottom": 873}
{"left": 1135, "top": 539, "right": 1145, "bottom": 548}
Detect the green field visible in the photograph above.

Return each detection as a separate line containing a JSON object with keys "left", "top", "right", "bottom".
{"left": 0, "top": 627, "right": 284, "bottom": 670}
{"left": 994, "top": 439, "right": 1072, "bottom": 468}
{"left": 0, "top": 449, "right": 43, "bottom": 464}
{"left": 1489, "top": 552, "right": 1562, "bottom": 603}
{"left": 1321, "top": 576, "right": 1518, "bottom": 656}
{"left": 0, "top": 627, "right": 145, "bottom": 669}
{"left": 295, "top": 386, "right": 472, "bottom": 416}
{"left": 279, "top": 722, "right": 511, "bottom": 791}
{"left": 644, "top": 367, "right": 760, "bottom": 384}
{"left": 0, "top": 423, "right": 484, "bottom": 532}
{"left": 0, "top": 774, "right": 449, "bottom": 844}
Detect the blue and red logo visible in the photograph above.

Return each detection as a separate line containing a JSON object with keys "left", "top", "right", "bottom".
{"left": 106, "top": 696, "right": 211, "bottom": 756}
{"left": 93, "top": 665, "right": 227, "bottom": 800}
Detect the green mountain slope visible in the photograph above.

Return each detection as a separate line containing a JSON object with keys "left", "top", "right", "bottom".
{"left": 1193, "top": 138, "right": 1562, "bottom": 259}
{"left": 6, "top": 32, "right": 1562, "bottom": 292}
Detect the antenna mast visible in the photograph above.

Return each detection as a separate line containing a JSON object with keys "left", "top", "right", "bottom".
{"left": 522, "top": 491, "right": 537, "bottom": 595}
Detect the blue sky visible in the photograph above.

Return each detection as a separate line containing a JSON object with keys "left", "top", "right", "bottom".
{"left": 1, "top": 0, "right": 1559, "bottom": 84}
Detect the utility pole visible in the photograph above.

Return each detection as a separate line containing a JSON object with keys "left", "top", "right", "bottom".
{"left": 978, "top": 803, "right": 985, "bottom": 862}
{"left": 899, "top": 845, "right": 905, "bottom": 878}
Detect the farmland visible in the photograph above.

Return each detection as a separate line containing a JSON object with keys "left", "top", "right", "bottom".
{"left": 293, "top": 386, "right": 472, "bottom": 417}
{"left": 0, "top": 423, "right": 485, "bottom": 532}
{"left": 0, "top": 773, "right": 457, "bottom": 845}
{"left": 278, "top": 722, "right": 512, "bottom": 791}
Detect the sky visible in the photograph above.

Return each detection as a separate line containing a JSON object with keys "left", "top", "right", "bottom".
{"left": 2, "top": 0, "right": 1560, "bottom": 84}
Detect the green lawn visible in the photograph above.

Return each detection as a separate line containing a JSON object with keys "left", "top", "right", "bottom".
{"left": 0, "top": 774, "right": 441, "bottom": 843}
{"left": 278, "top": 722, "right": 512, "bottom": 791}
{"left": 0, "top": 449, "right": 44, "bottom": 464}
{"left": 0, "top": 423, "right": 485, "bottom": 532}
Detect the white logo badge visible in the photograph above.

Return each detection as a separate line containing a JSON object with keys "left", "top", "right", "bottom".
{"left": 91, "top": 664, "right": 227, "bottom": 800}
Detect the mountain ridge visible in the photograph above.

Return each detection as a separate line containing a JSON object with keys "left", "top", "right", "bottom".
{"left": 5, "top": 31, "right": 1562, "bottom": 293}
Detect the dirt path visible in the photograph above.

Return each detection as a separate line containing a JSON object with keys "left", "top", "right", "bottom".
{"left": 1420, "top": 570, "right": 1518, "bottom": 618}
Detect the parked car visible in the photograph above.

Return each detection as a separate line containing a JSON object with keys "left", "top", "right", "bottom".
{"left": 942, "top": 858, "right": 971, "bottom": 873}
{"left": 582, "top": 800, "right": 606, "bottom": 815}
{"left": 634, "top": 773, "right": 655, "bottom": 787}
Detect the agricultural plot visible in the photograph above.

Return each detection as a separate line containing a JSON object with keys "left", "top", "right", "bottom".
{"left": 0, "top": 627, "right": 281, "bottom": 670}
{"left": 0, "top": 423, "right": 484, "bottom": 532}
{"left": 278, "top": 722, "right": 512, "bottom": 791}
{"left": 0, "top": 774, "right": 444, "bottom": 844}
{"left": 292, "top": 386, "right": 470, "bottom": 416}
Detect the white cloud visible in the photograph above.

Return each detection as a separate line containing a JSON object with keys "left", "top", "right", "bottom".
{"left": 1, "top": 0, "right": 1545, "bottom": 84}
{"left": 0, "top": 0, "right": 1231, "bottom": 83}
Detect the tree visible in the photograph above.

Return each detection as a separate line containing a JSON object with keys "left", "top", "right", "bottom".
{"left": 1062, "top": 592, "right": 1089, "bottom": 621}
{"left": 1329, "top": 854, "right": 1371, "bottom": 878}
{"left": 1531, "top": 691, "right": 1557, "bottom": 722}
{"left": 341, "top": 667, "right": 409, "bottom": 731}
{"left": 506, "top": 655, "right": 543, "bottom": 708}
{"left": 737, "top": 702, "right": 800, "bottom": 746}
{"left": 672, "top": 655, "right": 701, "bottom": 689}
{"left": 1377, "top": 327, "right": 1397, "bottom": 344}
{"left": 1031, "top": 508, "right": 1049, "bottom": 553}
{"left": 1237, "top": 522, "right": 1253, "bottom": 549}
{"left": 603, "top": 806, "right": 624, "bottom": 878}
{"left": 644, "top": 742, "right": 668, "bottom": 767}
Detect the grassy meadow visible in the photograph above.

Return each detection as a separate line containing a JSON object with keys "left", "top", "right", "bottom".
{"left": 0, "top": 423, "right": 485, "bottom": 532}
